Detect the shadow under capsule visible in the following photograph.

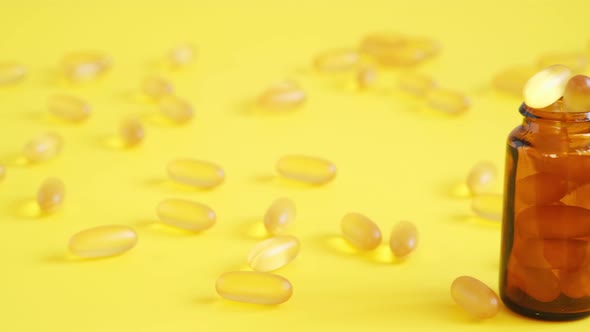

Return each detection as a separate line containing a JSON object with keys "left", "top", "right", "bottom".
{"left": 12, "top": 198, "right": 44, "bottom": 219}
{"left": 144, "top": 177, "right": 220, "bottom": 193}
{"left": 233, "top": 217, "right": 269, "bottom": 240}
{"left": 313, "top": 234, "right": 402, "bottom": 265}
{"left": 251, "top": 174, "right": 334, "bottom": 189}
{"left": 439, "top": 179, "right": 471, "bottom": 199}
{"left": 134, "top": 219, "right": 202, "bottom": 237}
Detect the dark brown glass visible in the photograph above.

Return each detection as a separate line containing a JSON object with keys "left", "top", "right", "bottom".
{"left": 500, "top": 102, "right": 590, "bottom": 320}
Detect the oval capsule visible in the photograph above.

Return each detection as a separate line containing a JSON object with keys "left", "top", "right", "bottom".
{"left": 0, "top": 164, "right": 5, "bottom": 181}
{"left": 48, "top": 94, "right": 91, "bottom": 122}
{"left": 257, "top": 81, "right": 306, "bottom": 110}
{"left": 37, "top": 177, "right": 65, "bottom": 213}
{"left": 398, "top": 72, "right": 436, "bottom": 96}
{"left": 167, "top": 159, "right": 225, "bottom": 189}
{"left": 426, "top": 88, "right": 470, "bottom": 114}
{"left": 276, "top": 155, "right": 336, "bottom": 185}
{"left": 156, "top": 198, "right": 215, "bottom": 232}
{"left": 158, "top": 95, "right": 194, "bottom": 123}
{"left": 466, "top": 161, "right": 497, "bottom": 195}
{"left": 23, "top": 132, "right": 63, "bottom": 162}
{"left": 169, "top": 43, "right": 195, "bottom": 67}
{"left": 563, "top": 74, "right": 590, "bottom": 113}
{"left": 248, "top": 235, "right": 300, "bottom": 272}
{"left": 0, "top": 62, "right": 27, "bottom": 85}
{"left": 141, "top": 76, "right": 174, "bottom": 99}
{"left": 61, "top": 51, "right": 112, "bottom": 81}
{"left": 119, "top": 117, "right": 145, "bottom": 147}
{"left": 264, "top": 197, "right": 296, "bottom": 235}
{"left": 216, "top": 271, "right": 293, "bottom": 305}
{"left": 313, "top": 49, "right": 360, "bottom": 72}
{"left": 68, "top": 225, "right": 137, "bottom": 258}
{"left": 451, "top": 276, "right": 500, "bottom": 319}
{"left": 356, "top": 66, "right": 377, "bottom": 89}
{"left": 523, "top": 64, "right": 572, "bottom": 109}
{"left": 341, "top": 212, "right": 382, "bottom": 250}
{"left": 359, "top": 32, "right": 406, "bottom": 56}
{"left": 389, "top": 220, "right": 418, "bottom": 258}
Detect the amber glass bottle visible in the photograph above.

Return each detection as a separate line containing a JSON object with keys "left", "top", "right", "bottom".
{"left": 500, "top": 101, "right": 590, "bottom": 320}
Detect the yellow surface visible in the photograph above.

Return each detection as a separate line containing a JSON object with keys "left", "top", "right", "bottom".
{"left": 1, "top": 0, "right": 590, "bottom": 331}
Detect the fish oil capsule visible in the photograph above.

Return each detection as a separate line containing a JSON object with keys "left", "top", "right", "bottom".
{"left": 257, "top": 81, "right": 306, "bottom": 110}
{"left": 492, "top": 66, "right": 537, "bottom": 96}
{"left": 23, "top": 132, "right": 63, "bottom": 163}
{"left": 216, "top": 271, "right": 293, "bottom": 305}
{"left": 359, "top": 32, "right": 406, "bottom": 56}
{"left": 389, "top": 221, "right": 418, "bottom": 258}
{"left": 141, "top": 76, "right": 174, "bottom": 99}
{"left": 248, "top": 235, "right": 300, "bottom": 272}
{"left": 471, "top": 194, "right": 502, "bottom": 221}
{"left": 466, "top": 161, "right": 497, "bottom": 195}
{"left": 517, "top": 205, "right": 590, "bottom": 238}
{"left": 523, "top": 64, "right": 572, "bottom": 109}
{"left": 167, "top": 159, "right": 225, "bottom": 189}
{"left": 37, "top": 177, "right": 65, "bottom": 212}
{"left": 538, "top": 52, "right": 587, "bottom": 72}
{"left": 119, "top": 117, "right": 145, "bottom": 147}
{"left": 0, "top": 62, "right": 27, "bottom": 85}
{"left": 61, "top": 51, "right": 112, "bottom": 81}
{"left": 426, "top": 88, "right": 470, "bottom": 114}
{"left": 276, "top": 155, "right": 336, "bottom": 185}
{"left": 341, "top": 213, "right": 382, "bottom": 250}
{"left": 373, "top": 38, "right": 440, "bottom": 67}
{"left": 451, "top": 276, "right": 500, "bottom": 319}
{"left": 398, "top": 72, "right": 436, "bottom": 96}
{"left": 563, "top": 74, "right": 590, "bottom": 112}
{"left": 47, "top": 94, "right": 91, "bottom": 122}
{"left": 68, "top": 225, "right": 137, "bottom": 258}
{"left": 264, "top": 197, "right": 296, "bottom": 235}
{"left": 516, "top": 173, "right": 567, "bottom": 205}
{"left": 0, "top": 164, "right": 5, "bottom": 181}
{"left": 356, "top": 66, "right": 377, "bottom": 89}
{"left": 313, "top": 49, "right": 360, "bottom": 72}
{"left": 158, "top": 95, "right": 194, "bottom": 123}
{"left": 169, "top": 44, "right": 195, "bottom": 67}
{"left": 156, "top": 198, "right": 215, "bottom": 232}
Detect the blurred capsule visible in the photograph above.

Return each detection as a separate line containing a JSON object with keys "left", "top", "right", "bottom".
{"left": 248, "top": 235, "right": 300, "bottom": 272}
{"left": 426, "top": 88, "right": 470, "bottom": 114}
{"left": 451, "top": 276, "right": 500, "bottom": 319}
{"left": 48, "top": 94, "right": 91, "bottom": 122}
{"left": 61, "top": 51, "right": 111, "bottom": 81}
{"left": 167, "top": 159, "right": 225, "bottom": 189}
{"left": 492, "top": 66, "right": 536, "bottom": 96}
{"left": 169, "top": 44, "right": 195, "bottom": 67}
{"left": 356, "top": 66, "right": 377, "bottom": 89}
{"left": 276, "top": 155, "right": 336, "bottom": 185}
{"left": 0, "top": 164, "right": 5, "bottom": 181}
{"left": 158, "top": 95, "right": 194, "bottom": 123}
{"left": 398, "top": 72, "right": 436, "bottom": 96}
{"left": 23, "top": 132, "right": 63, "bottom": 163}
{"left": 69, "top": 225, "right": 137, "bottom": 258}
{"left": 156, "top": 198, "right": 215, "bottom": 232}
{"left": 466, "top": 161, "right": 497, "bottom": 195}
{"left": 359, "top": 32, "right": 406, "bottom": 56}
{"left": 264, "top": 197, "right": 296, "bottom": 235}
{"left": 341, "top": 212, "right": 382, "bottom": 251}
{"left": 0, "top": 62, "right": 26, "bottom": 85}
{"left": 313, "top": 49, "right": 360, "bottom": 72}
{"left": 523, "top": 64, "right": 572, "bottom": 109}
{"left": 538, "top": 52, "right": 587, "bottom": 72}
{"left": 471, "top": 194, "right": 502, "bottom": 221}
{"left": 389, "top": 221, "right": 418, "bottom": 258}
{"left": 563, "top": 74, "right": 590, "bottom": 113}
{"left": 373, "top": 38, "right": 440, "bottom": 67}
{"left": 257, "top": 81, "right": 306, "bottom": 110}
{"left": 142, "top": 76, "right": 174, "bottom": 99}
{"left": 120, "top": 117, "right": 145, "bottom": 147}
{"left": 37, "top": 177, "right": 65, "bottom": 213}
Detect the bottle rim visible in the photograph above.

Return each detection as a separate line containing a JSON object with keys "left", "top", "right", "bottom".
{"left": 520, "top": 102, "right": 590, "bottom": 122}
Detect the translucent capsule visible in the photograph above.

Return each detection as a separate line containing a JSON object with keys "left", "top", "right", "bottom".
{"left": 563, "top": 74, "right": 590, "bottom": 113}
{"left": 426, "top": 88, "right": 470, "bottom": 114}
{"left": 0, "top": 62, "right": 27, "bottom": 85}
{"left": 68, "top": 225, "right": 137, "bottom": 258}
{"left": 538, "top": 52, "right": 587, "bottom": 72}
{"left": 61, "top": 51, "right": 112, "bottom": 81}
{"left": 356, "top": 66, "right": 377, "bottom": 89}
{"left": 37, "top": 177, "right": 65, "bottom": 213}
{"left": 359, "top": 32, "right": 406, "bottom": 56}
{"left": 389, "top": 221, "right": 418, "bottom": 258}
{"left": 372, "top": 38, "right": 440, "bottom": 67}
{"left": 257, "top": 81, "right": 306, "bottom": 110}
{"left": 156, "top": 198, "right": 215, "bottom": 232}
{"left": 119, "top": 117, "right": 145, "bottom": 147}
{"left": 216, "top": 271, "right": 293, "bottom": 305}
{"left": 167, "top": 159, "right": 225, "bottom": 189}
{"left": 492, "top": 66, "right": 536, "bottom": 96}
{"left": 516, "top": 205, "right": 590, "bottom": 238}
{"left": 0, "top": 164, "right": 5, "bottom": 181}
{"left": 523, "top": 64, "right": 572, "bottom": 109}
{"left": 466, "top": 161, "right": 497, "bottom": 195}
{"left": 313, "top": 49, "right": 360, "bottom": 72}
{"left": 515, "top": 172, "right": 567, "bottom": 205}
{"left": 264, "top": 197, "right": 296, "bottom": 235}
{"left": 450, "top": 276, "right": 500, "bottom": 319}
{"left": 276, "top": 155, "right": 336, "bottom": 185}
{"left": 341, "top": 213, "right": 382, "bottom": 250}
{"left": 169, "top": 44, "right": 195, "bottom": 67}
{"left": 158, "top": 95, "right": 194, "bottom": 123}
{"left": 23, "top": 132, "right": 63, "bottom": 163}
{"left": 471, "top": 194, "right": 502, "bottom": 221}
{"left": 48, "top": 94, "right": 91, "bottom": 122}
{"left": 248, "top": 235, "right": 300, "bottom": 272}
{"left": 398, "top": 72, "right": 436, "bottom": 96}
{"left": 141, "top": 76, "right": 174, "bottom": 99}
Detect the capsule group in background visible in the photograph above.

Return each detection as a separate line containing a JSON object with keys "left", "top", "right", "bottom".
{"left": 167, "top": 159, "right": 225, "bottom": 189}
{"left": 156, "top": 198, "right": 216, "bottom": 232}
{"left": 37, "top": 177, "right": 65, "bottom": 213}
{"left": 276, "top": 155, "right": 336, "bottom": 185}
{"left": 389, "top": 221, "right": 418, "bottom": 258}
{"left": 340, "top": 212, "right": 382, "bottom": 250}
{"left": 61, "top": 51, "right": 112, "bottom": 81}
{"left": 158, "top": 95, "right": 194, "bottom": 123}
{"left": 48, "top": 94, "right": 91, "bottom": 122}
{"left": 257, "top": 81, "right": 306, "bottom": 110}
{"left": 451, "top": 276, "right": 500, "bottom": 319}
{"left": 23, "top": 132, "right": 63, "bottom": 163}
{"left": 264, "top": 197, "right": 296, "bottom": 235}
{"left": 216, "top": 271, "right": 293, "bottom": 305}
{"left": 248, "top": 235, "right": 300, "bottom": 272}
{"left": 523, "top": 64, "right": 572, "bottom": 109}
{"left": 119, "top": 117, "right": 145, "bottom": 147}
{"left": 0, "top": 62, "right": 27, "bottom": 85}
{"left": 68, "top": 225, "right": 138, "bottom": 258}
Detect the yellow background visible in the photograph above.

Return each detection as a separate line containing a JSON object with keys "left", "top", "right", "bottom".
{"left": 1, "top": 0, "right": 589, "bottom": 330}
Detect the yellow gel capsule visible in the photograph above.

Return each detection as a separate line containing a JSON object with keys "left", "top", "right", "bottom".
{"left": 523, "top": 64, "right": 572, "bottom": 109}
{"left": 276, "top": 155, "right": 336, "bottom": 185}
{"left": 398, "top": 72, "right": 436, "bottom": 96}
{"left": 264, "top": 197, "right": 296, "bottom": 235}
{"left": 141, "top": 76, "right": 174, "bottom": 99}
{"left": 389, "top": 221, "right": 418, "bottom": 258}
{"left": 356, "top": 66, "right": 377, "bottom": 89}
{"left": 158, "top": 95, "right": 194, "bottom": 123}
{"left": 426, "top": 88, "right": 470, "bottom": 114}
{"left": 341, "top": 212, "right": 382, "bottom": 250}
{"left": 216, "top": 271, "right": 293, "bottom": 305}
{"left": 23, "top": 132, "right": 63, "bottom": 163}
{"left": 359, "top": 32, "right": 406, "bottom": 56}
{"left": 120, "top": 117, "right": 145, "bottom": 147}
{"left": 492, "top": 66, "right": 536, "bottom": 96}
{"left": 0, "top": 62, "right": 27, "bottom": 85}
{"left": 156, "top": 198, "right": 215, "bottom": 232}
{"left": 37, "top": 177, "right": 65, "bottom": 213}
{"left": 563, "top": 74, "right": 590, "bottom": 113}
{"left": 466, "top": 161, "right": 497, "bottom": 195}
{"left": 471, "top": 194, "right": 502, "bottom": 222}
{"left": 373, "top": 38, "right": 440, "bottom": 67}
{"left": 48, "top": 94, "right": 91, "bottom": 122}
{"left": 0, "top": 164, "right": 6, "bottom": 181}
{"left": 169, "top": 43, "right": 195, "bottom": 67}
{"left": 68, "top": 225, "right": 137, "bottom": 258}
{"left": 248, "top": 235, "right": 300, "bottom": 272}
{"left": 313, "top": 49, "right": 360, "bottom": 72}
{"left": 451, "top": 276, "right": 500, "bottom": 319}
{"left": 257, "top": 81, "right": 306, "bottom": 110}
{"left": 538, "top": 52, "right": 587, "bottom": 72}
{"left": 167, "top": 159, "right": 225, "bottom": 189}
{"left": 61, "top": 51, "right": 112, "bottom": 81}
